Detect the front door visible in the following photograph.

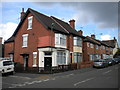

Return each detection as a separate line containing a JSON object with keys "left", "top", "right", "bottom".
{"left": 44, "top": 57, "right": 52, "bottom": 71}
{"left": 23, "top": 56, "right": 28, "bottom": 70}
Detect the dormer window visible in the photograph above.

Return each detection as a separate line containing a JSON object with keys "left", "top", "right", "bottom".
{"left": 28, "top": 16, "right": 33, "bottom": 30}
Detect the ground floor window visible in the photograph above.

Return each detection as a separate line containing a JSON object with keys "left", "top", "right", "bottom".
{"left": 57, "top": 51, "right": 66, "bottom": 65}
{"left": 90, "top": 54, "right": 94, "bottom": 61}
{"left": 33, "top": 52, "right": 37, "bottom": 67}
{"left": 74, "top": 53, "right": 82, "bottom": 63}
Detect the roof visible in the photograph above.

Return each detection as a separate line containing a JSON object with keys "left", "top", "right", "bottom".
{"left": 102, "top": 40, "right": 116, "bottom": 48}
{"left": 84, "top": 37, "right": 101, "bottom": 45}
{"left": 4, "top": 36, "right": 15, "bottom": 43}
{"left": 5, "top": 8, "right": 85, "bottom": 43}
{"left": 12, "top": 8, "right": 69, "bottom": 37}
{"left": 51, "top": 16, "right": 85, "bottom": 38}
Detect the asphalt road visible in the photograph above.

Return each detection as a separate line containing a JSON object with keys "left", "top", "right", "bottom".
{"left": 1, "top": 64, "right": 120, "bottom": 88}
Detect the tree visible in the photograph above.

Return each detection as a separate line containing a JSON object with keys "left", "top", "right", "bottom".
{"left": 114, "top": 48, "right": 120, "bottom": 58}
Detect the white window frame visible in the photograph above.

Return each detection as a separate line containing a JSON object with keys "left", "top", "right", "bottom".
{"left": 73, "top": 37, "right": 82, "bottom": 47}
{"left": 90, "top": 43, "right": 94, "bottom": 48}
{"left": 32, "top": 52, "right": 37, "bottom": 67}
{"left": 57, "top": 51, "right": 66, "bottom": 65}
{"left": 55, "top": 33, "right": 66, "bottom": 47}
{"left": 22, "top": 34, "right": 28, "bottom": 48}
{"left": 27, "top": 16, "right": 33, "bottom": 30}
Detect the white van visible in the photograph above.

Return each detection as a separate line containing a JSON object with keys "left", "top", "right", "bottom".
{"left": 0, "top": 58, "right": 14, "bottom": 75}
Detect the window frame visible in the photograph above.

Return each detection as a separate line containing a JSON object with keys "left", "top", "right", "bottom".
{"left": 27, "top": 16, "right": 33, "bottom": 30}
{"left": 22, "top": 34, "right": 28, "bottom": 48}
{"left": 32, "top": 52, "right": 37, "bottom": 67}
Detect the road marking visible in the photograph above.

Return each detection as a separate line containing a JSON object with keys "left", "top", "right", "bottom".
{"left": 74, "top": 77, "right": 95, "bottom": 86}
{"left": 43, "top": 79, "right": 49, "bottom": 82}
{"left": 9, "top": 75, "right": 31, "bottom": 79}
{"left": 103, "top": 70, "right": 112, "bottom": 75}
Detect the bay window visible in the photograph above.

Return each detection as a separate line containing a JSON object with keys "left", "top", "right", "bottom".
{"left": 57, "top": 52, "right": 66, "bottom": 65}
{"left": 74, "top": 37, "right": 82, "bottom": 47}
{"left": 74, "top": 53, "right": 82, "bottom": 63}
{"left": 55, "top": 33, "right": 66, "bottom": 46}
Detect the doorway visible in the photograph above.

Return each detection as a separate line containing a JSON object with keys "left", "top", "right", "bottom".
{"left": 44, "top": 57, "right": 52, "bottom": 71}
{"left": 23, "top": 56, "right": 29, "bottom": 71}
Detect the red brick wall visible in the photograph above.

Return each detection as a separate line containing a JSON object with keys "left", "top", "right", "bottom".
{"left": 4, "top": 42, "right": 14, "bottom": 57}
{"left": 68, "top": 34, "right": 73, "bottom": 52}
{"left": 14, "top": 12, "right": 55, "bottom": 67}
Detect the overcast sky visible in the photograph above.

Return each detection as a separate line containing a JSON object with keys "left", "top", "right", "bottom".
{"left": 0, "top": 1, "right": 119, "bottom": 46}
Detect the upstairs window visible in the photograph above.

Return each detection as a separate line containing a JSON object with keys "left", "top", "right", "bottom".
{"left": 96, "top": 45, "right": 98, "bottom": 49}
{"left": 55, "top": 33, "right": 66, "bottom": 46}
{"left": 22, "top": 34, "right": 28, "bottom": 47}
{"left": 28, "top": 16, "right": 33, "bottom": 30}
{"left": 74, "top": 37, "right": 82, "bottom": 47}
{"left": 90, "top": 43, "right": 94, "bottom": 48}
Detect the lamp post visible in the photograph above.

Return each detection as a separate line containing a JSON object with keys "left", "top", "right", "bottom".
{"left": 50, "top": 23, "right": 54, "bottom": 74}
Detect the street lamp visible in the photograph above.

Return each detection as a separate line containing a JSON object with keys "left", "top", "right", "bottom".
{"left": 50, "top": 23, "right": 54, "bottom": 74}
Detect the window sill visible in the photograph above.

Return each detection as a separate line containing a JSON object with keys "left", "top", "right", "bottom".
{"left": 27, "top": 28, "right": 32, "bottom": 30}
{"left": 32, "top": 65, "right": 37, "bottom": 67}
{"left": 22, "top": 46, "right": 27, "bottom": 48}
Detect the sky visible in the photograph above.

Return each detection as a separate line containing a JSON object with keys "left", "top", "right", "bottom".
{"left": 0, "top": 0, "right": 119, "bottom": 46}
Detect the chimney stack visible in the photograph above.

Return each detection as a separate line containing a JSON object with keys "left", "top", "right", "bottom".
{"left": 78, "top": 30, "right": 83, "bottom": 35}
{"left": 20, "top": 8, "right": 25, "bottom": 20}
{"left": 91, "top": 34, "right": 95, "bottom": 39}
{"left": 69, "top": 19, "right": 75, "bottom": 29}
{"left": 0, "top": 37, "right": 2, "bottom": 44}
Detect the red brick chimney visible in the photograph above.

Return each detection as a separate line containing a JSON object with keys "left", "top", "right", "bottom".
{"left": 91, "top": 34, "right": 95, "bottom": 39}
{"left": 20, "top": 8, "right": 25, "bottom": 20}
{"left": 0, "top": 37, "right": 2, "bottom": 44}
{"left": 69, "top": 19, "right": 75, "bottom": 29}
{"left": 78, "top": 30, "right": 83, "bottom": 35}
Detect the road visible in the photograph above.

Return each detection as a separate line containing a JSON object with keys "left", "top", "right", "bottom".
{"left": 1, "top": 64, "right": 119, "bottom": 88}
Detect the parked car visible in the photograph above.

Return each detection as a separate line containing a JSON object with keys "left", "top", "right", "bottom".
{"left": 113, "top": 58, "right": 120, "bottom": 64}
{"left": 93, "top": 59, "right": 108, "bottom": 68}
{"left": 105, "top": 58, "right": 116, "bottom": 66}
{"left": 0, "top": 58, "right": 14, "bottom": 75}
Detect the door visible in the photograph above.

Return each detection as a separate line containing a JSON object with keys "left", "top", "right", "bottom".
{"left": 23, "top": 56, "right": 28, "bottom": 70}
{"left": 44, "top": 57, "right": 52, "bottom": 71}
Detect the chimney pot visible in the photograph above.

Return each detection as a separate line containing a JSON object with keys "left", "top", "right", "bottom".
{"left": 78, "top": 30, "right": 83, "bottom": 35}
{"left": 91, "top": 34, "right": 95, "bottom": 39}
{"left": 69, "top": 19, "right": 75, "bottom": 29}
{"left": 20, "top": 8, "right": 25, "bottom": 20}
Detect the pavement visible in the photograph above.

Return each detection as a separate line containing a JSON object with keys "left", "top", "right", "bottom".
{"left": 1, "top": 63, "right": 120, "bottom": 88}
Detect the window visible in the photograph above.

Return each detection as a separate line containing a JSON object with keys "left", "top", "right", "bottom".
{"left": 74, "top": 37, "right": 82, "bottom": 46}
{"left": 103, "top": 46, "right": 105, "bottom": 49}
{"left": 33, "top": 52, "right": 37, "bottom": 67}
{"left": 57, "top": 52, "right": 66, "bottom": 65}
{"left": 28, "top": 16, "right": 33, "bottom": 29}
{"left": 110, "top": 48, "right": 113, "bottom": 51}
{"left": 96, "top": 45, "right": 98, "bottom": 49}
{"left": 87, "top": 42, "right": 90, "bottom": 47}
{"left": 74, "top": 53, "right": 82, "bottom": 63}
{"left": 22, "top": 34, "right": 28, "bottom": 47}
{"left": 90, "top": 54, "right": 94, "bottom": 61}
{"left": 3, "top": 61, "right": 13, "bottom": 66}
{"left": 55, "top": 33, "right": 66, "bottom": 46}
{"left": 90, "top": 43, "right": 94, "bottom": 48}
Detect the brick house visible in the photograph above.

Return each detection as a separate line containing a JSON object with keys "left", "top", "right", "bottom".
{"left": 102, "top": 37, "right": 119, "bottom": 57}
{"left": 83, "top": 34, "right": 114, "bottom": 64}
{"left": 4, "top": 8, "right": 85, "bottom": 72}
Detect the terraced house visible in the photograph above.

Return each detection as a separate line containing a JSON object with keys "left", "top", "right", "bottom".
{"left": 4, "top": 8, "right": 85, "bottom": 72}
